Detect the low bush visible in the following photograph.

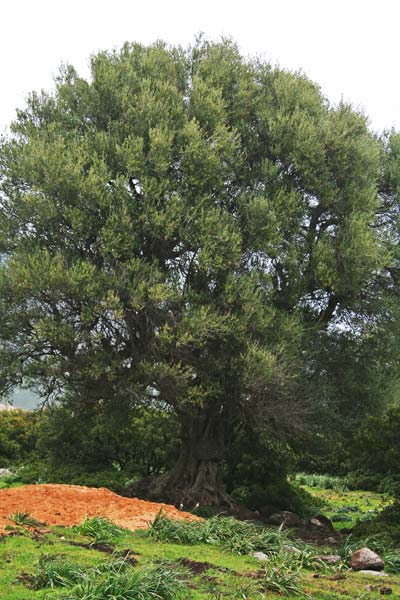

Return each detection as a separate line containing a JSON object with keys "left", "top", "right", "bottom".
{"left": 344, "top": 470, "right": 400, "bottom": 496}
{"left": 0, "top": 409, "right": 37, "bottom": 467}
{"left": 12, "top": 460, "right": 130, "bottom": 492}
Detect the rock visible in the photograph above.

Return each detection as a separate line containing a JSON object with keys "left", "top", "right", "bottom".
{"left": 318, "top": 554, "right": 341, "bottom": 565}
{"left": 357, "top": 570, "right": 388, "bottom": 577}
{"left": 324, "top": 536, "right": 339, "bottom": 546}
{"left": 309, "top": 515, "right": 334, "bottom": 531}
{"left": 0, "top": 468, "right": 12, "bottom": 477}
{"left": 252, "top": 551, "right": 269, "bottom": 561}
{"left": 352, "top": 548, "right": 385, "bottom": 571}
{"left": 267, "top": 511, "right": 300, "bottom": 527}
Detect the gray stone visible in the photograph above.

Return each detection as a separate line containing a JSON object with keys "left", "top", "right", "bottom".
{"left": 318, "top": 554, "right": 341, "bottom": 565}
{"left": 357, "top": 570, "right": 388, "bottom": 577}
{"left": 0, "top": 468, "right": 13, "bottom": 477}
{"left": 267, "top": 511, "right": 300, "bottom": 527}
{"left": 351, "top": 548, "right": 385, "bottom": 571}
{"left": 324, "top": 536, "right": 339, "bottom": 546}
{"left": 252, "top": 551, "right": 269, "bottom": 561}
{"left": 309, "top": 515, "right": 334, "bottom": 531}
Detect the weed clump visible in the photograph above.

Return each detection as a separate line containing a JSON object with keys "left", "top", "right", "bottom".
{"left": 148, "top": 511, "right": 291, "bottom": 555}
{"left": 74, "top": 516, "right": 127, "bottom": 546}
{"left": 23, "top": 554, "right": 87, "bottom": 590}
{"left": 294, "top": 473, "right": 350, "bottom": 492}
{"left": 258, "top": 563, "right": 303, "bottom": 596}
{"left": 8, "top": 510, "right": 46, "bottom": 528}
{"left": 62, "top": 562, "right": 188, "bottom": 600}
{"left": 19, "top": 554, "right": 188, "bottom": 599}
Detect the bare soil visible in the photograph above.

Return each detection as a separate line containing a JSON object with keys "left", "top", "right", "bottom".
{"left": 0, "top": 483, "right": 200, "bottom": 531}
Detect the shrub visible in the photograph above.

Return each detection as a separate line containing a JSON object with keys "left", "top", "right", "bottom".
{"left": 344, "top": 470, "right": 400, "bottom": 496}
{"left": 347, "top": 404, "right": 400, "bottom": 499}
{"left": 225, "top": 426, "right": 296, "bottom": 513}
{"left": 352, "top": 503, "right": 400, "bottom": 547}
{"left": 37, "top": 402, "right": 179, "bottom": 481}
{"left": 0, "top": 409, "right": 38, "bottom": 466}
{"left": 14, "top": 461, "right": 130, "bottom": 492}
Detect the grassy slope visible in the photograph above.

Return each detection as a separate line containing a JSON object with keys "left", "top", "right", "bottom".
{"left": 301, "top": 485, "right": 392, "bottom": 530}
{"left": 1, "top": 517, "right": 400, "bottom": 599}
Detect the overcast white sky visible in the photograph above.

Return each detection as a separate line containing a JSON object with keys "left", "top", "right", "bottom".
{"left": 1, "top": 0, "right": 399, "bottom": 134}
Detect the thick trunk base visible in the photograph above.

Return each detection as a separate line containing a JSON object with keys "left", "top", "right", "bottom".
{"left": 127, "top": 457, "right": 235, "bottom": 512}
{"left": 127, "top": 412, "right": 260, "bottom": 519}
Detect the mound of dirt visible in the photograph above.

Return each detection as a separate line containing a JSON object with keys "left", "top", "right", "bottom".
{"left": 0, "top": 484, "right": 199, "bottom": 532}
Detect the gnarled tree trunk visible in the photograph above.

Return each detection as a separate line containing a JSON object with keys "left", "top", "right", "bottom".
{"left": 127, "top": 409, "right": 234, "bottom": 511}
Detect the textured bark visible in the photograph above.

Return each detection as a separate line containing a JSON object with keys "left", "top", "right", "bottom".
{"left": 127, "top": 410, "right": 234, "bottom": 510}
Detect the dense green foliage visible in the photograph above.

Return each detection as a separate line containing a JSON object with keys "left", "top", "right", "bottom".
{"left": 0, "top": 37, "right": 399, "bottom": 505}
{"left": 225, "top": 426, "right": 305, "bottom": 513}
{"left": 354, "top": 404, "right": 400, "bottom": 477}
{"left": 0, "top": 404, "right": 179, "bottom": 491}
{"left": 0, "top": 409, "right": 37, "bottom": 466}
{"left": 37, "top": 403, "right": 179, "bottom": 478}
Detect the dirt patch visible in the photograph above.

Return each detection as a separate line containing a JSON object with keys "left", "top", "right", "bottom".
{"left": 15, "top": 572, "right": 38, "bottom": 590}
{"left": 117, "top": 549, "right": 138, "bottom": 566}
{"left": 0, "top": 484, "right": 200, "bottom": 532}
{"left": 179, "top": 558, "right": 216, "bottom": 575}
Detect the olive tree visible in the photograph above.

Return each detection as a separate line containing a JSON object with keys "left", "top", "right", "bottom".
{"left": 0, "top": 39, "right": 388, "bottom": 507}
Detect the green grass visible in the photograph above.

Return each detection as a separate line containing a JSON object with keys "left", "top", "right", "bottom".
{"left": 0, "top": 480, "right": 24, "bottom": 490}
{"left": 57, "top": 561, "right": 188, "bottom": 600}
{"left": 294, "top": 473, "right": 351, "bottom": 492}
{"left": 300, "top": 484, "right": 392, "bottom": 530}
{"left": 1, "top": 489, "right": 400, "bottom": 599}
{"left": 148, "top": 511, "right": 291, "bottom": 555}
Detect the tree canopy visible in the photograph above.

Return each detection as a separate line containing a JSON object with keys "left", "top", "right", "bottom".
{"left": 0, "top": 38, "right": 398, "bottom": 507}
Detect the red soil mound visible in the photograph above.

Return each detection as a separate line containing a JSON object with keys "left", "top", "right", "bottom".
{"left": 0, "top": 484, "right": 199, "bottom": 532}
